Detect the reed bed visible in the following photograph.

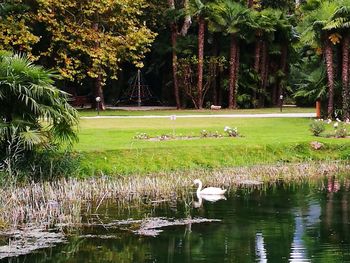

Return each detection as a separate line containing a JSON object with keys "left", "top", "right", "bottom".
{"left": 0, "top": 161, "right": 348, "bottom": 230}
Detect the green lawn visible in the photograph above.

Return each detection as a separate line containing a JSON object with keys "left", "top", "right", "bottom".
{"left": 78, "top": 107, "right": 315, "bottom": 116}
{"left": 76, "top": 115, "right": 350, "bottom": 176}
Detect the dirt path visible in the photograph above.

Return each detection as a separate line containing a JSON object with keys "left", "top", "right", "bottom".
{"left": 81, "top": 113, "right": 316, "bottom": 119}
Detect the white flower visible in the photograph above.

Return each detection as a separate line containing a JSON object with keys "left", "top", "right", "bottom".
{"left": 346, "top": 118, "right": 350, "bottom": 124}
{"left": 334, "top": 122, "right": 339, "bottom": 128}
{"left": 336, "top": 118, "right": 341, "bottom": 122}
{"left": 224, "top": 126, "right": 230, "bottom": 132}
{"left": 327, "top": 119, "right": 332, "bottom": 124}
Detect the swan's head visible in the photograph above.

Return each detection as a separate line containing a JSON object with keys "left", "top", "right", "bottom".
{"left": 193, "top": 179, "right": 201, "bottom": 185}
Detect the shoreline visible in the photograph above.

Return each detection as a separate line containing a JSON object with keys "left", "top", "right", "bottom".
{"left": 0, "top": 161, "right": 348, "bottom": 232}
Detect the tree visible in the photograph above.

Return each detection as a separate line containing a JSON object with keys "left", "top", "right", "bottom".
{"left": 34, "top": 0, "right": 156, "bottom": 109}
{"left": 167, "top": 0, "right": 192, "bottom": 109}
{"left": 324, "top": 3, "right": 350, "bottom": 118}
{"left": 271, "top": 12, "right": 295, "bottom": 106}
{"left": 0, "top": 1, "right": 39, "bottom": 55}
{"left": 293, "top": 54, "right": 328, "bottom": 105}
{"left": 261, "top": 0, "right": 296, "bottom": 11}
{"left": 190, "top": 0, "right": 211, "bottom": 109}
{"left": 0, "top": 52, "right": 79, "bottom": 177}
{"left": 208, "top": 0, "right": 251, "bottom": 108}
{"left": 251, "top": 8, "right": 282, "bottom": 107}
{"left": 177, "top": 55, "right": 225, "bottom": 108}
{"left": 299, "top": 0, "right": 342, "bottom": 117}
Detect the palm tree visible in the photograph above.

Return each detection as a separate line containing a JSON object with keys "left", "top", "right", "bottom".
{"left": 299, "top": 0, "right": 341, "bottom": 118}
{"left": 273, "top": 12, "right": 295, "bottom": 106}
{"left": 167, "top": 0, "right": 192, "bottom": 109}
{"left": 325, "top": 3, "right": 350, "bottom": 119}
{"left": 208, "top": 0, "right": 251, "bottom": 108}
{"left": 250, "top": 8, "right": 279, "bottom": 107}
{"left": 0, "top": 52, "right": 79, "bottom": 164}
{"left": 293, "top": 58, "right": 328, "bottom": 104}
{"left": 190, "top": 0, "right": 210, "bottom": 109}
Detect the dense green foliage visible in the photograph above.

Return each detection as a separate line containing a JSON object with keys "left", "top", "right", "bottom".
{"left": 1, "top": 0, "right": 350, "bottom": 118}
{"left": 0, "top": 52, "right": 79, "bottom": 180}
{"left": 2, "top": 0, "right": 350, "bottom": 179}
{"left": 0, "top": 0, "right": 156, "bottom": 108}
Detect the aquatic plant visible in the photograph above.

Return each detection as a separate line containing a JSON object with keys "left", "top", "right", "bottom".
{"left": 0, "top": 162, "right": 348, "bottom": 231}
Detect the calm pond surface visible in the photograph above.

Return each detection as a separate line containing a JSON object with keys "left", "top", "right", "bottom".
{"left": 3, "top": 177, "right": 350, "bottom": 263}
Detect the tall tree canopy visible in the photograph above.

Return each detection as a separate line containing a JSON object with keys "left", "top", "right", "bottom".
{"left": 1, "top": 0, "right": 350, "bottom": 119}
{"left": 0, "top": 0, "right": 156, "bottom": 108}
{"left": 0, "top": 1, "right": 39, "bottom": 55}
{"left": 35, "top": 0, "right": 156, "bottom": 82}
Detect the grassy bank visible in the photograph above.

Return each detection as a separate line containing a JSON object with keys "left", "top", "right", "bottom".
{"left": 76, "top": 116, "right": 350, "bottom": 176}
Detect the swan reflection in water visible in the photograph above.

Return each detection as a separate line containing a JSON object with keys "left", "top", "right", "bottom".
{"left": 193, "top": 193, "right": 227, "bottom": 208}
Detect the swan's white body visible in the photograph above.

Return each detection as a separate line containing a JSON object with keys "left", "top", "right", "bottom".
{"left": 193, "top": 179, "right": 227, "bottom": 195}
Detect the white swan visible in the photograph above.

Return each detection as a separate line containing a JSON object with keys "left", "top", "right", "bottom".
{"left": 193, "top": 179, "right": 227, "bottom": 195}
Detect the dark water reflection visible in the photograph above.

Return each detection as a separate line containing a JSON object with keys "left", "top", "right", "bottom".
{"left": 4, "top": 177, "right": 350, "bottom": 263}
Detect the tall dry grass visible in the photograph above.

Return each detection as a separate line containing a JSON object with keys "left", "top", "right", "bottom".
{"left": 0, "top": 161, "right": 348, "bottom": 230}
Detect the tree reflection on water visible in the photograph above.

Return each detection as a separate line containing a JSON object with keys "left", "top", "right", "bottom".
{"left": 5, "top": 178, "right": 350, "bottom": 263}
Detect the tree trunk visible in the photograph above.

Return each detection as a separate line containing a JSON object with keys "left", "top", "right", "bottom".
{"left": 197, "top": 16, "right": 205, "bottom": 109}
{"left": 233, "top": 41, "right": 240, "bottom": 109}
{"left": 342, "top": 34, "right": 350, "bottom": 119}
{"left": 228, "top": 34, "right": 238, "bottom": 109}
{"left": 253, "top": 40, "right": 262, "bottom": 107}
{"left": 217, "top": 69, "right": 222, "bottom": 106}
{"left": 168, "top": 0, "right": 191, "bottom": 109}
{"left": 272, "top": 83, "right": 277, "bottom": 106}
{"left": 171, "top": 23, "right": 181, "bottom": 109}
{"left": 278, "top": 44, "right": 288, "bottom": 105}
{"left": 92, "top": 20, "right": 105, "bottom": 110}
{"left": 254, "top": 41, "right": 262, "bottom": 74}
{"left": 258, "top": 41, "right": 268, "bottom": 107}
{"left": 212, "top": 35, "right": 219, "bottom": 105}
{"left": 263, "top": 53, "right": 269, "bottom": 105}
{"left": 94, "top": 74, "right": 105, "bottom": 110}
{"left": 324, "top": 37, "right": 335, "bottom": 118}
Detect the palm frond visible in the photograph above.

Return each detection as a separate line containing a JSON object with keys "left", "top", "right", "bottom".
{"left": 0, "top": 52, "right": 79, "bottom": 151}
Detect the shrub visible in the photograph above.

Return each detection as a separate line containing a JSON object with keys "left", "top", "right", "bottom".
{"left": 224, "top": 126, "right": 239, "bottom": 137}
{"left": 134, "top": 133, "right": 150, "bottom": 140}
{"left": 335, "top": 123, "right": 347, "bottom": 138}
{"left": 0, "top": 149, "right": 80, "bottom": 184}
{"left": 309, "top": 120, "right": 325, "bottom": 136}
{"left": 200, "top": 130, "right": 209, "bottom": 138}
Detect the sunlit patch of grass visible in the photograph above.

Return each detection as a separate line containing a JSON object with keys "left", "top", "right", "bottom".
{"left": 74, "top": 117, "right": 350, "bottom": 175}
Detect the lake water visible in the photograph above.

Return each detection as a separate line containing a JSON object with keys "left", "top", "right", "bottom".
{"left": 3, "top": 177, "right": 350, "bottom": 263}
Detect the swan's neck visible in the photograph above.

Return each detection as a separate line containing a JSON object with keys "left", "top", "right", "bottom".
{"left": 196, "top": 181, "right": 203, "bottom": 195}
{"left": 194, "top": 192, "right": 203, "bottom": 207}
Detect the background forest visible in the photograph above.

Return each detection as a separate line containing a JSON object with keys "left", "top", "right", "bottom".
{"left": 1, "top": 0, "right": 350, "bottom": 118}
